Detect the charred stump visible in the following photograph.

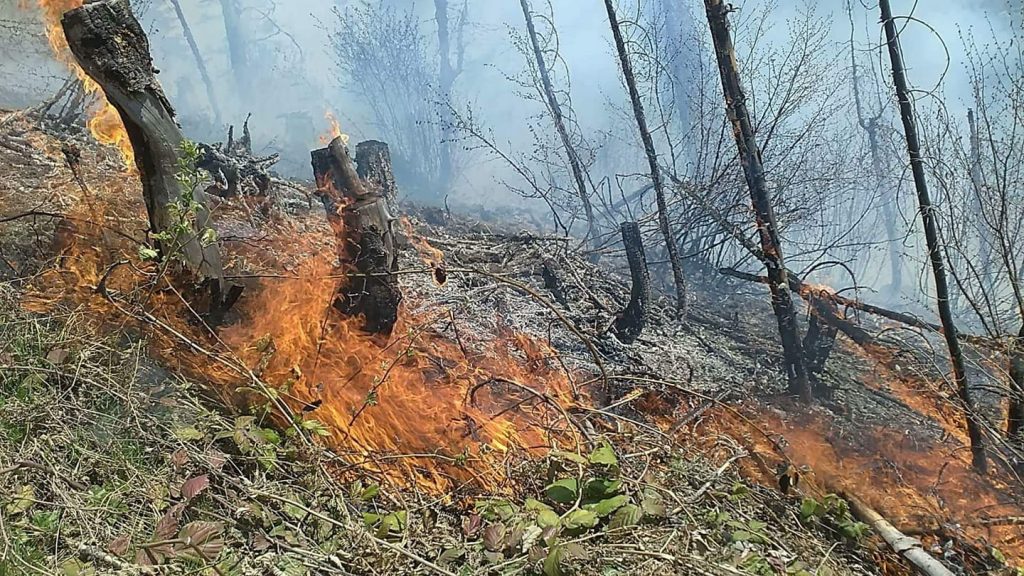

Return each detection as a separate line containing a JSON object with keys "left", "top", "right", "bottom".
{"left": 197, "top": 117, "right": 279, "bottom": 198}
{"left": 312, "top": 136, "right": 401, "bottom": 335}
{"left": 61, "top": 0, "right": 240, "bottom": 319}
{"left": 612, "top": 222, "right": 650, "bottom": 345}
{"left": 354, "top": 140, "right": 398, "bottom": 211}
{"left": 802, "top": 289, "right": 839, "bottom": 397}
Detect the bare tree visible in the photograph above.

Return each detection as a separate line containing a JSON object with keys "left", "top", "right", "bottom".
{"left": 518, "top": 0, "right": 596, "bottom": 247}
{"left": 702, "top": 0, "right": 811, "bottom": 402}
{"left": 168, "top": 0, "right": 221, "bottom": 126}
{"left": 603, "top": 0, "right": 687, "bottom": 313}
{"left": 878, "top": 0, "right": 987, "bottom": 471}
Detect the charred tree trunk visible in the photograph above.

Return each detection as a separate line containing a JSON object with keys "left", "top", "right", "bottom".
{"left": 879, "top": 0, "right": 987, "bottom": 472}
{"left": 355, "top": 140, "right": 398, "bottom": 212}
{"left": 519, "top": 0, "right": 596, "bottom": 247}
{"left": 62, "top": 0, "right": 239, "bottom": 318}
{"left": 168, "top": 0, "right": 222, "bottom": 126}
{"left": 603, "top": 0, "right": 688, "bottom": 314}
{"left": 703, "top": 0, "right": 811, "bottom": 402}
{"left": 612, "top": 222, "right": 650, "bottom": 344}
{"left": 1009, "top": 324, "right": 1024, "bottom": 446}
{"left": 218, "top": 0, "right": 252, "bottom": 99}
{"left": 802, "top": 288, "right": 839, "bottom": 397}
{"left": 312, "top": 137, "right": 401, "bottom": 335}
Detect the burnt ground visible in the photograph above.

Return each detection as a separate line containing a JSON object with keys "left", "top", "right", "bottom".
{"left": 1, "top": 109, "right": 1021, "bottom": 575}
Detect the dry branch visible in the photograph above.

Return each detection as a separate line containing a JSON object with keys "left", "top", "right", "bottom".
{"left": 846, "top": 495, "right": 955, "bottom": 576}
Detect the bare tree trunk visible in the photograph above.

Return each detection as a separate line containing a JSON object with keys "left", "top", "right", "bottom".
{"left": 62, "top": 0, "right": 238, "bottom": 317}
{"left": 311, "top": 137, "right": 402, "bottom": 335}
{"left": 603, "top": 0, "right": 688, "bottom": 314}
{"left": 879, "top": 0, "right": 987, "bottom": 472}
{"left": 169, "top": 0, "right": 222, "bottom": 126}
{"left": 612, "top": 221, "right": 650, "bottom": 344}
{"left": 218, "top": 0, "right": 251, "bottom": 99}
{"left": 702, "top": 0, "right": 810, "bottom": 402}
{"left": 1009, "top": 324, "right": 1024, "bottom": 446}
{"left": 519, "top": 0, "right": 596, "bottom": 246}
{"left": 434, "top": 0, "right": 464, "bottom": 195}
{"left": 967, "top": 110, "right": 996, "bottom": 297}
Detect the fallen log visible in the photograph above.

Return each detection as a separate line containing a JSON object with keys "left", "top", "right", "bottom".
{"left": 197, "top": 117, "right": 279, "bottom": 198}
{"left": 612, "top": 221, "right": 650, "bottom": 345}
{"left": 311, "top": 136, "right": 401, "bottom": 335}
{"left": 62, "top": 0, "right": 240, "bottom": 319}
{"left": 846, "top": 495, "right": 955, "bottom": 576}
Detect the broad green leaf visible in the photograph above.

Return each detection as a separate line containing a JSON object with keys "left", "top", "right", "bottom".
{"left": 588, "top": 442, "right": 617, "bottom": 467}
{"left": 537, "top": 509, "right": 560, "bottom": 528}
{"left": 544, "top": 478, "right": 579, "bottom": 504}
{"left": 608, "top": 504, "right": 642, "bottom": 530}
{"left": 543, "top": 544, "right": 564, "bottom": 576}
{"left": 6, "top": 484, "right": 35, "bottom": 515}
{"left": 583, "top": 478, "right": 622, "bottom": 501}
{"left": 641, "top": 488, "right": 666, "bottom": 517}
{"left": 173, "top": 426, "right": 204, "bottom": 441}
{"left": 359, "top": 483, "right": 380, "bottom": 502}
{"left": 562, "top": 509, "right": 599, "bottom": 530}
{"left": 525, "top": 498, "right": 553, "bottom": 513}
{"left": 549, "top": 450, "right": 588, "bottom": 465}
{"left": 437, "top": 548, "right": 464, "bottom": 565}
{"left": 138, "top": 246, "right": 159, "bottom": 261}
{"left": 585, "top": 495, "right": 628, "bottom": 517}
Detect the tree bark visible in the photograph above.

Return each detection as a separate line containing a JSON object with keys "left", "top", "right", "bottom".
{"left": 1009, "top": 323, "right": 1024, "bottom": 446}
{"left": 355, "top": 140, "right": 398, "bottom": 212}
{"left": 879, "top": 0, "right": 987, "bottom": 472}
{"left": 62, "top": 0, "right": 239, "bottom": 318}
{"left": 311, "top": 137, "right": 402, "bottom": 335}
{"left": 218, "top": 0, "right": 251, "bottom": 99}
{"left": 519, "top": 0, "right": 596, "bottom": 247}
{"left": 603, "top": 0, "right": 688, "bottom": 314}
{"left": 702, "top": 0, "right": 811, "bottom": 402}
{"left": 168, "top": 0, "right": 222, "bottom": 126}
{"left": 612, "top": 222, "right": 650, "bottom": 345}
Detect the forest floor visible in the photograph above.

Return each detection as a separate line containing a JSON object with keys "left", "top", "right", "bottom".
{"left": 0, "top": 110, "right": 1020, "bottom": 575}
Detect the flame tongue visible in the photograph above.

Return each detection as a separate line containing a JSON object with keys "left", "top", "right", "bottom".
{"left": 34, "top": 0, "right": 135, "bottom": 167}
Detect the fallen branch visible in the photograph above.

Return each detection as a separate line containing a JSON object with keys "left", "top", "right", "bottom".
{"left": 845, "top": 494, "right": 955, "bottom": 576}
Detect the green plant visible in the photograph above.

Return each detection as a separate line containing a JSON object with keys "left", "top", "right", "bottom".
{"left": 799, "top": 494, "right": 870, "bottom": 543}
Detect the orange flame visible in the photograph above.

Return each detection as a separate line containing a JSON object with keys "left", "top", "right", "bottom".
{"left": 31, "top": 0, "right": 135, "bottom": 168}
{"left": 320, "top": 110, "right": 349, "bottom": 146}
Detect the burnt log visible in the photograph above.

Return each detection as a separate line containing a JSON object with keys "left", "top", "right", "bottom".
{"left": 197, "top": 116, "right": 278, "bottom": 198}
{"left": 354, "top": 140, "right": 398, "bottom": 211}
{"left": 62, "top": 0, "right": 239, "bottom": 318}
{"left": 612, "top": 221, "right": 650, "bottom": 345}
{"left": 312, "top": 136, "right": 401, "bottom": 335}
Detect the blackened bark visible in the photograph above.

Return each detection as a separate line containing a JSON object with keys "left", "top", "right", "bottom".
{"left": 312, "top": 137, "right": 401, "bottom": 335}
{"left": 803, "top": 289, "right": 839, "bottom": 397}
{"left": 603, "top": 0, "right": 688, "bottom": 314}
{"left": 519, "top": 0, "right": 596, "bottom": 246}
{"left": 612, "top": 221, "right": 650, "bottom": 345}
{"left": 62, "top": 0, "right": 237, "bottom": 317}
{"left": 1009, "top": 324, "right": 1024, "bottom": 444}
{"left": 879, "top": 0, "right": 987, "bottom": 472}
{"left": 703, "top": 0, "right": 811, "bottom": 402}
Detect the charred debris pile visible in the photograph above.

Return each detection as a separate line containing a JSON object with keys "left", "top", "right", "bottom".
{"left": 1, "top": 0, "right": 1023, "bottom": 575}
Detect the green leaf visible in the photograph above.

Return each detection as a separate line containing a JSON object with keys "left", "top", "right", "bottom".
{"left": 525, "top": 498, "right": 553, "bottom": 513}
{"left": 6, "top": 484, "right": 35, "bottom": 515}
{"left": 60, "top": 559, "right": 95, "bottom": 576}
{"left": 474, "top": 499, "right": 517, "bottom": 521}
{"left": 585, "top": 495, "right": 629, "bottom": 517}
{"left": 544, "top": 478, "right": 579, "bottom": 504}
{"left": 588, "top": 442, "right": 618, "bottom": 467}
{"left": 137, "top": 246, "right": 159, "bottom": 261}
{"left": 537, "top": 509, "right": 560, "bottom": 528}
{"left": 992, "top": 546, "right": 1007, "bottom": 565}
{"left": 640, "top": 489, "right": 666, "bottom": 518}
{"left": 549, "top": 450, "right": 588, "bottom": 465}
{"left": 582, "top": 478, "right": 622, "bottom": 501}
{"left": 799, "top": 497, "right": 826, "bottom": 521}
{"left": 608, "top": 504, "right": 642, "bottom": 530}
{"left": 173, "top": 426, "right": 204, "bottom": 441}
{"left": 358, "top": 483, "right": 380, "bottom": 502}
{"left": 543, "top": 544, "right": 564, "bottom": 576}
{"left": 437, "top": 547, "right": 464, "bottom": 565}
{"left": 562, "top": 509, "right": 599, "bottom": 530}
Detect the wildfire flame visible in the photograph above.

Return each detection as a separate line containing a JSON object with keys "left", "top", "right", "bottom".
{"left": 30, "top": 0, "right": 135, "bottom": 168}
{"left": 320, "top": 110, "right": 349, "bottom": 146}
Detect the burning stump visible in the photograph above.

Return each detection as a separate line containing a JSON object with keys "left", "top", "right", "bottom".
{"left": 61, "top": 0, "right": 240, "bottom": 318}
{"left": 312, "top": 136, "right": 401, "bottom": 335}
{"left": 612, "top": 221, "right": 650, "bottom": 345}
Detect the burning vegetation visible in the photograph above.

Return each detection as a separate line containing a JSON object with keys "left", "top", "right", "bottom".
{"left": 2, "top": 0, "right": 1024, "bottom": 575}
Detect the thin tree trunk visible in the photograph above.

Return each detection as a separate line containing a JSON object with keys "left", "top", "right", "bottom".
{"left": 879, "top": 0, "right": 987, "bottom": 472}
{"left": 702, "top": 0, "right": 811, "bottom": 402}
{"left": 519, "top": 0, "right": 596, "bottom": 246}
{"left": 434, "top": 0, "right": 460, "bottom": 195}
{"left": 1009, "top": 323, "right": 1024, "bottom": 445}
{"left": 218, "top": 0, "right": 251, "bottom": 99}
{"left": 967, "top": 110, "right": 996, "bottom": 297}
{"left": 169, "top": 0, "right": 222, "bottom": 126}
{"left": 603, "top": 0, "right": 688, "bottom": 314}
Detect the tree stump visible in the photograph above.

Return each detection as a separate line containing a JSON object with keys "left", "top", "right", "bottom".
{"left": 612, "top": 221, "right": 650, "bottom": 345}
{"left": 62, "top": 0, "right": 239, "bottom": 317}
{"left": 312, "top": 136, "right": 401, "bottom": 335}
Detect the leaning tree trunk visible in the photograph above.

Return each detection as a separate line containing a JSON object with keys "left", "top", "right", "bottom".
{"left": 612, "top": 221, "right": 650, "bottom": 345}
{"left": 879, "top": 0, "right": 987, "bottom": 472}
{"left": 703, "top": 0, "right": 811, "bottom": 402}
{"left": 168, "top": 0, "right": 222, "bottom": 126}
{"left": 520, "top": 0, "right": 596, "bottom": 248}
{"left": 603, "top": 0, "right": 688, "bottom": 314}
{"left": 62, "top": 0, "right": 239, "bottom": 317}
{"left": 311, "top": 136, "right": 402, "bottom": 335}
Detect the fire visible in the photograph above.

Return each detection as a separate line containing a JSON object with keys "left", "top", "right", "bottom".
{"left": 30, "top": 0, "right": 134, "bottom": 167}
{"left": 320, "top": 110, "right": 350, "bottom": 146}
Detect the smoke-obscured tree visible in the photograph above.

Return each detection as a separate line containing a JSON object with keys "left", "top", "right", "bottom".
{"left": 332, "top": 0, "right": 463, "bottom": 201}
